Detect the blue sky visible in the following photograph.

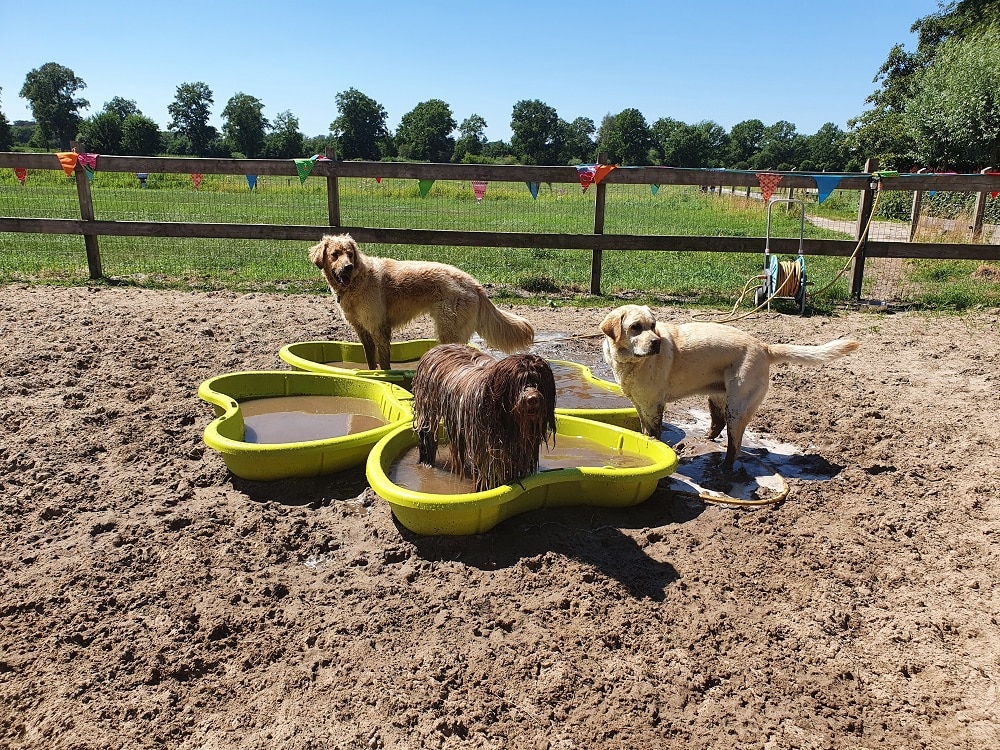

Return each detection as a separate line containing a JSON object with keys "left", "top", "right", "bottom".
{"left": 0, "top": 0, "right": 941, "bottom": 142}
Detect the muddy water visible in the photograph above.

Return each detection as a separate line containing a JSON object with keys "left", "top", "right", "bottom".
{"left": 239, "top": 395, "right": 387, "bottom": 444}
{"left": 323, "top": 359, "right": 422, "bottom": 370}
{"left": 549, "top": 363, "right": 632, "bottom": 410}
{"left": 387, "top": 434, "right": 654, "bottom": 495}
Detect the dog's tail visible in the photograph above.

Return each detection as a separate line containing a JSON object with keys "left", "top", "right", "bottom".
{"left": 767, "top": 338, "right": 860, "bottom": 367}
{"left": 474, "top": 288, "right": 535, "bottom": 352}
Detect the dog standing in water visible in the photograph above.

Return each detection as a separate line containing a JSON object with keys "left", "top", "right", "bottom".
{"left": 410, "top": 344, "right": 557, "bottom": 491}
{"left": 601, "top": 304, "right": 859, "bottom": 469}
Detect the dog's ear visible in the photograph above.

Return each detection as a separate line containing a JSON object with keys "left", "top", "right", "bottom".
{"left": 308, "top": 237, "right": 328, "bottom": 268}
{"left": 599, "top": 309, "right": 624, "bottom": 343}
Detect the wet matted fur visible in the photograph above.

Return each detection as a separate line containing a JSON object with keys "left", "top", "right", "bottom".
{"left": 601, "top": 304, "right": 859, "bottom": 469}
{"left": 309, "top": 234, "right": 535, "bottom": 370}
{"left": 411, "top": 344, "right": 557, "bottom": 492}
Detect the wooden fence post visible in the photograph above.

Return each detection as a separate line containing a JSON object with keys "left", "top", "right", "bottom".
{"left": 591, "top": 152, "right": 608, "bottom": 295}
{"left": 850, "top": 157, "right": 878, "bottom": 299}
{"left": 326, "top": 147, "right": 340, "bottom": 228}
{"left": 70, "top": 141, "right": 103, "bottom": 279}
{"left": 971, "top": 166, "right": 993, "bottom": 242}
{"left": 909, "top": 167, "right": 928, "bottom": 242}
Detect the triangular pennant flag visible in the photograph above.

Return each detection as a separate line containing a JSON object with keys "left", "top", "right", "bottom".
{"left": 651, "top": 184, "right": 659, "bottom": 196}
{"left": 55, "top": 152, "right": 78, "bottom": 176}
{"left": 246, "top": 175, "right": 257, "bottom": 192}
{"left": 593, "top": 164, "right": 617, "bottom": 185}
{"left": 986, "top": 170, "right": 1000, "bottom": 199}
{"left": 77, "top": 153, "right": 98, "bottom": 171}
{"left": 137, "top": 172, "right": 149, "bottom": 187}
{"left": 418, "top": 179, "right": 434, "bottom": 198}
{"left": 576, "top": 164, "right": 597, "bottom": 192}
{"left": 13, "top": 167, "right": 26, "bottom": 185}
{"left": 83, "top": 166, "right": 95, "bottom": 181}
{"left": 525, "top": 181, "right": 539, "bottom": 200}
{"left": 375, "top": 177, "right": 382, "bottom": 184}
{"left": 756, "top": 172, "right": 782, "bottom": 204}
{"left": 472, "top": 180, "right": 487, "bottom": 202}
{"left": 294, "top": 158, "right": 315, "bottom": 184}
{"left": 192, "top": 173, "right": 203, "bottom": 190}
{"left": 812, "top": 174, "right": 844, "bottom": 204}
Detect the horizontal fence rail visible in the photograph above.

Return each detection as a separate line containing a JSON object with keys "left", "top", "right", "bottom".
{"left": 2, "top": 151, "right": 999, "bottom": 297}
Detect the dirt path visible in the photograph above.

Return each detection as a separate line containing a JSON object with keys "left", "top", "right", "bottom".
{"left": 2, "top": 284, "right": 999, "bottom": 749}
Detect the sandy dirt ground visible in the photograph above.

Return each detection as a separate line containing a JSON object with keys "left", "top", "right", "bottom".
{"left": 2, "top": 283, "right": 999, "bottom": 749}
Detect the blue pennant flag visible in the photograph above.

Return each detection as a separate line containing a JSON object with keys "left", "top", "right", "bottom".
{"left": 651, "top": 184, "right": 659, "bottom": 196}
{"left": 525, "top": 181, "right": 540, "bottom": 200}
{"left": 246, "top": 175, "right": 257, "bottom": 192}
{"left": 813, "top": 175, "right": 843, "bottom": 204}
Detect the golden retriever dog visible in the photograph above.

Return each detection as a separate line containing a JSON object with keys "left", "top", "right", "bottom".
{"left": 309, "top": 234, "right": 534, "bottom": 370}
{"left": 601, "top": 304, "right": 859, "bottom": 469}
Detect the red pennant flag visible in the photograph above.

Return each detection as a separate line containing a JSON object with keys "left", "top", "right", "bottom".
{"left": 472, "top": 180, "right": 487, "bottom": 202}
{"left": 192, "top": 173, "right": 203, "bottom": 189}
{"left": 375, "top": 177, "right": 382, "bottom": 184}
{"left": 576, "top": 164, "right": 597, "bottom": 192}
{"left": 986, "top": 170, "right": 1000, "bottom": 199}
{"left": 55, "top": 152, "right": 79, "bottom": 176}
{"left": 756, "top": 172, "right": 782, "bottom": 204}
{"left": 13, "top": 167, "right": 26, "bottom": 185}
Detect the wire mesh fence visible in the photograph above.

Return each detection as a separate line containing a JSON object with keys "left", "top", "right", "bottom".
{"left": 2, "top": 163, "right": 999, "bottom": 309}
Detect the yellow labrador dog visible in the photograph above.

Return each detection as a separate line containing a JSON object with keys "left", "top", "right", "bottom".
{"left": 309, "top": 234, "right": 534, "bottom": 370}
{"left": 601, "top": 304, "right": 859, "bottom": 469}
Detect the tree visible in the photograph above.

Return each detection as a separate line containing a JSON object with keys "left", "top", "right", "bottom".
{"left": 847, "top": 0, "right": 1000, "bottom": 168}
{"left": 76, "top": 110, "right": 123, "bottom": 154}
{"left": 452, "top": 114, "right": 487, "bottom": 162}
{"left": 558, "top": 117, "right": 596, "bottom": 164}
{"left": 906, "top": 25, "right": 1000, "bottom": 169}
{"left": 222, "top": 92, "right": 268, "bottom": 158}
{"left": 725, "top": 119, "right": 766, "bottom": 168}
{"left": 0, "top": 87, "right": 11, "bottom": 151}
{"left": 806, "top": 122, "right": 850, "bottom": 172}
{"left": 167, "top": 82, "right": 216, "bottom": 156}
{"left": 596, "top": 108, "right": 652, "bottom": 165}
{"left": 654, "top": 119, "right": 726, "bottom": 168}
{"left": 395, "top": 99, "right": 456, "bottom": 162}
{"left": 757, "top": 121, "right": 800, "bottom": 170}
{"left": 19, "top": 62, "right": 89, "bottom": 150}
{"left": 510, "top": 99, "right": 561, "bottom": 165}
{"left": 121, "top": 114, "right": 162, "bottom": 156}
{"left": 104, "top": 96, "right": 140, "bottom": 121}
{"left": 330, "top": 88, "right": 390, "bottom": 160}
{"left": 265, "top": 110, "right": 305, "bottom": 159}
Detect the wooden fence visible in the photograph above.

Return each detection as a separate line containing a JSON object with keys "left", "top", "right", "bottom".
{"left": 1, "top": 151, "right": 999, "bottom": 296}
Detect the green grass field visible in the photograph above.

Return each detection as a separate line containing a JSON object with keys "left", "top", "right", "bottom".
{"left": 1, "top": 169, "right": 997, "bottom": 311}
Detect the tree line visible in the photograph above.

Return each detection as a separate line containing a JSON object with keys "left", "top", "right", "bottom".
{"left": 1, "top": 1, "right": 997, "bottom": 174}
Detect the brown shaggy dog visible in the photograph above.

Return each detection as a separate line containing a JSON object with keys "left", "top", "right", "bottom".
{"left": 411, "top": 344, "right": 557, "bottom": 492}
{"left": 309, "top": 234, "right": 535, "bottom": 370}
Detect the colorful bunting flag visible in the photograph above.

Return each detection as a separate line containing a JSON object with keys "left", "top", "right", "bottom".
{"left": 472, "top": 180, "right": 487, "bottom": 202}
{"left": 812, "top": 174, "right": 844, "bottom": 205}
{"left": 13, "top": 167, "right": 26, "bottom": 185}
{"left": 576, "top": 164, "right": 597, "bottom": 192}
{"left": 756, "top": 172, "right": 782, "bottom": 204}
{"left": 137, "top": 172, "right": 149, "bottom": 187}
{"left": 593, "top": 164, "right": 617, "bottom": 185}
{"left": 525, "top": 181, "right": 539, "bottom": 200}
{"left": 418, "top": 179, "right": 434, "bottom": 198}
{"left": 192, "top": 173, "right": 203, "bottom": 190}
{"left": 986, "top": 170, "right": 1000, "bottom": 199}
{"left": 294, "top": 158, "right": 315, "bottom": 184}
{"left": 375, "top": 177, "right": 382, "bottom": 184}
{"left": 651, "top": 184, "right": 659, "bottom": 196}
{"left": 247, "top": 175, "right": 257, "bottom": 192}
{"left": 55, "top": 152, "right": 79, "bottom": 177}
{"left": 77, "top": 153, "right": 98, "bottom": 181}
